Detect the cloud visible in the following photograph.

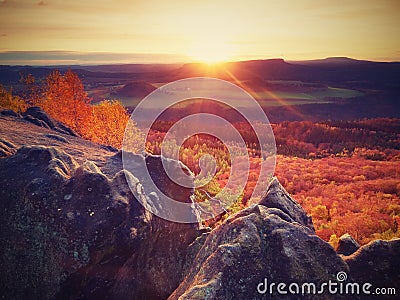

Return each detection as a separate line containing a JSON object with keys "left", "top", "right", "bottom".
{"left": 0, "top": 34, "right": 6, "bottom": 37}
{"left": 0, "top": 50, "right": 189, "bottom": 65}
{"left": 37, "top": 1, "right": 47, "bottom": 6}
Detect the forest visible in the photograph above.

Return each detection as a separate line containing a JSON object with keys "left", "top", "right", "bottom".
{"left": 145, "top": 119, "right": 400, "bottom": 246}
{"left": 1, "top": 70, "right": 399, "bottom": 247}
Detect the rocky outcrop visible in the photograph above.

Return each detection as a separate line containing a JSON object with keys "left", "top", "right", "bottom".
{"left": 110, "top": 152, "right": 200, "bottom": 300}
{"left": 0, "top": 137, "right": 16, "bottom": 157}
{"left": 344, "top": 239, "right": 400, "bottom": 291}
{"left": 0, "top": 146, "right": 200, "bottom": 300}
{"left": 169, "top": 178, "right": 350, "bottom": 300}
{"left": 258, "top": 178, "right": 314, "bottom": 231}
{"left": 0, "top": 108, "right": 20, "bottom": 117}
{"left": 337, "top": 233, "right": 360, "bottom": 256}
{"left": 23, "top": 106, "right": 77, "bottom": 136}
{"left": 0, "top": 146, "right": 80, "bottom": 299}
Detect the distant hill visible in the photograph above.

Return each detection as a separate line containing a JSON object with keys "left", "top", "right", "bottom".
{"left": 112, "top": 81, "right": 156, "bottom": 98}
{"left": 234, "top": 58, "right": 400, "bottom": 85}
{"left": 158, "top": 58, "right": 400, "bottom": 90}
{"left": 289, "top": 57, "right": 372, "bottom": 65}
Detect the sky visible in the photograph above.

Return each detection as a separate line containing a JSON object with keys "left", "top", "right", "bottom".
{"left": 0, "top": 0, "right": 399, "bottom": 64}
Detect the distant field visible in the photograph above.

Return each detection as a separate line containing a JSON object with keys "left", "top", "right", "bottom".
{"left": 86, "top": 80, "right": 364, "bottom": 108}
{"left": 114, "top": 96, "right": 144, "bottom": 107}
{"left": 310, "top": 87, "right": 363, "bottom": 98}
{"left": 256, "top": 86, "right": 363, "bottom": 102}
{"left": 257, "top": 98, "right": 331, "bottom": 106}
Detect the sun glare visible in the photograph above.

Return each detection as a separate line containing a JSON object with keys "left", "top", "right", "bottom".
{"left": 187, "top": 38, "right": 234, "bottom": 64}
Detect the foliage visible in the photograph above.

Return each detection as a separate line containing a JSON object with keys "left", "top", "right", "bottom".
{"left": 146, "top": 118, "right": 400, "bottom": 244}
{"left": 19, "top": 73, "right": 43, "bottom": 106}
{"left": 19, "top": 70, "right": 139, "bottom": 149}
{"left": 41, "top": 70, "right": 92, "bottom": 136}
{"left": 328, "top": 234, "right": 339, "bottom": 250}
{"left": 0, "top": 85, "right": 28, "bottom": 113}
{"left": 89, "top": 100, "right": 131, "bottom": 149}
{"left": 272, "top": 119, "right": 400, "bottom": 158}
{"left": 275, "top": 154, "right": 400, "bottom": 245}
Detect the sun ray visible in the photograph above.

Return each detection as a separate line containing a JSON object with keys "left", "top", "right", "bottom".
{"left": 222, "top": 65, "right": 306, "bottom": 120}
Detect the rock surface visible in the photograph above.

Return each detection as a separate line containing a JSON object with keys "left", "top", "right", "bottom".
{"left": 0, "top": 145, "right": 200, "bottom": 300}
{"left": 0, "top": 137, "right": 16, "bottom": 157}
{"left": 259, "top": 178, "right": 314, "bottom": 231}
{"left": 337, "top": 233, "right": 360, "bottom": 256}
{"left": 23, "top": 106, "right": 77, "bottom": 136}
{"left": 169, "top": 179, "right": 351, "bottom": 300}
{"left": 344, "top": 239, "right": 400, "bottom": 293}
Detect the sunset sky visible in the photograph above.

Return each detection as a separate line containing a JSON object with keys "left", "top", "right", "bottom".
{"left": 0, "top": 0, "right": 399, "bottom": 64}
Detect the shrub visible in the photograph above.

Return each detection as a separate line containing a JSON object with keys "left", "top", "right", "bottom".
{"left": 0, "top": 85, "right": 28, "bottom": 113}
{"left": 90, "top": 100, "right": 132, "bottom": 149}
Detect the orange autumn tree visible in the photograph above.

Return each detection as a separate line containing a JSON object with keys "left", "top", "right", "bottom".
{"left": 41, "top": 70, "right": 92, "bottom": 136}
{"left": 90, "top": 100, "right": 131, "bottom": 149}
{"left": 24, "top": 69, "right": 136, "bottom": 149}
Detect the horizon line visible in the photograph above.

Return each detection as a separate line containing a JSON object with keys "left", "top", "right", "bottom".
{"left": 0, "top": 50, "right": 399, "bottom": 66}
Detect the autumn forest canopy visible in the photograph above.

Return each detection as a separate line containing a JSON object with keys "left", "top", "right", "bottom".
{"left": 1, "top": 69, "right": 400, "bottom": 247}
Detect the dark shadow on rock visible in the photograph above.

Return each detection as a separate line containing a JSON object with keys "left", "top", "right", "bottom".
{"left": 23, "top": 106, "right": 77, "bottom": 136}
{"left": 337, "top": 233, "right": 360, "bottom": 256}
{"left": 344, "top": 239, "right": 400, "bottom": 298}
{"left": 0, "top": 138, "right": 16, "bottom": 157}
{"left": 0, "top": 108, "right": 20, "bottom": 117}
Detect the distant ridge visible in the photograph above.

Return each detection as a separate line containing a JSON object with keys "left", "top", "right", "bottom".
{"left": 289, "top": 57, "right": 373, "bottom": 65}
{"left": 0, "top": 56, "right": 399, "bottom": 95}
{"left": 1, "top": 50, "right": 399, "bottom": 67}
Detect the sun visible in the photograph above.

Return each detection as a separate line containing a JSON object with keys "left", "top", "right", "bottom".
{"left": 187, "top": 38, "right": 234, "bottom": 64}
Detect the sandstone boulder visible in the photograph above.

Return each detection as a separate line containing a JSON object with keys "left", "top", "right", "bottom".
{"left": 23, "top": 106, "right": 77, "bottom": 136}
{"left": 345, "top": 239, "right": 400, "bottom": 295}
{"left": 169, "top": 180, "right": 350, "bottom": 300}
{"left": 337, "top": 233, "right": 360, "bottom": 256}
{"left": 0, "top": 146, "right": 200, "bottom": 300}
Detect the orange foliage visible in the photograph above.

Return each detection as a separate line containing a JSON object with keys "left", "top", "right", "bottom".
{"left": 275, "top": 155, "right": 400, "bottom": 245}
{"left": 41, "top": 70, "right": 92, "bottom": 136}
{"left": 146, "top": 119, "right": 400, "bottom": 244}
{"left": 0, "top": 85, "right": 28, "bottom": 113}
{"left": 20, "top": 70, "right": 134, "bottom": 149}
{"left": 89, "top": 100, "right": 130, "bottom": 149}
